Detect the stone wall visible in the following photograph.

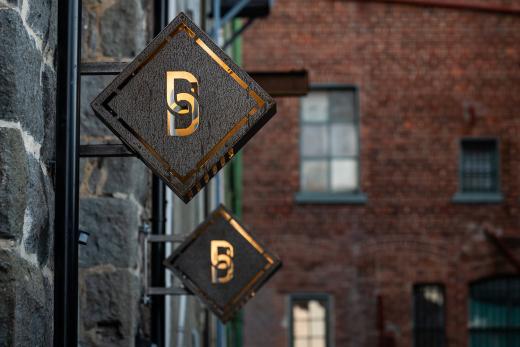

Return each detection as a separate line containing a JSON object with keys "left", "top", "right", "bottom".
{"left": 0, "top": 0, "right": 57, "bottom": 345}
{"left": 79, "top": 0, "right": 152, "bottom": 346}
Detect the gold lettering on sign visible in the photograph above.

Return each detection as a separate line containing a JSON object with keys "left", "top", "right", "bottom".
{"left": 211, "top": 240, "right": 234, "bottom": 284}
{"left": 166, "top": 71, "right": 200, "bottom": 136}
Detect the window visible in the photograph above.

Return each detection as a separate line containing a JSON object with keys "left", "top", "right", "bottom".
{"left": 460, "top": 139, "right": 499, "bottom": 193}
{"left": 290, "top": 294, "right": 330, "bottom": 347}
{"left": 297, "top": 87, "right": 366, "bottom": 203}
{"left": 413, "top": 284, "right": 446, "bottom": 347}
{"left": 453, "top": 138, "right": 502, "bottom": 203}
{"left": 469, "top": 277, "right": 520, "bottom": 347}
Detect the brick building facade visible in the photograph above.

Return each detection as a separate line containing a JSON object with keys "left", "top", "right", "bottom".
{"left": 241, "top": 1, "right": 520, "bottom": 346}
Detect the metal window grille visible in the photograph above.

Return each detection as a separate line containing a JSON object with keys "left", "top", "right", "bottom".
{"left": 460, "top": 139, "right": 499, "bottom": 193}
{"left": 413, "top": 284, "right": 446, "bottom": 347}
{"left": 469, "top": 277, "right": 520, "bottom": 347}
{"left": 299, "top": 87, "right": 360, "bottom": 193}
{"left": 290, "top": 295, "right": 330, "bottom": 347}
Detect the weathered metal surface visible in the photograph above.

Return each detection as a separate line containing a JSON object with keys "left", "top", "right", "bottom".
{"left": 80, "top": 62, "right": 129, "bottom": 75}
{"left": 147, "top": 287, "right": 191, "bottom": 296}
{"left": 91, "top": 13, "right": 276, "bottom": 203}
{"left": 163, "top": 205, "right": 281, "bottom": 322}
{"left": 79, "top": 144, "right": 135, "bottom": 157}
{"left": 142, "top": 229, "right": 190, "bottom": 297}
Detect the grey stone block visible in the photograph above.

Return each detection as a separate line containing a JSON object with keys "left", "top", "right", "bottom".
{"left": 79, "top": 197, "right": 140, "bottom": 268}
{"left": 26, "top": 0, "right": 53, "bottom": 43}
{"left": 80, "top": 76, "right": 118, "bottom": 141}
{"left": 80, "top": 157, "right": 150, "bottom": 202}
{"left": 0, "top": 0, "right": 18, "bottom": 8}
{"left": 81, "top": 6, "right": 99, "bottom": 59}
{"left": 0, "top": 249, "right": 16, "bottom": 346}
{"left": 99, "top": 0, "right": 146, "bottom": 59}
{"left": 102, "top": 157, "right": 149, "bottom": 202}
{"left": 14, "top": 258, "right": 53, "bottom": 346}
{"left": 41, "top": 57, "right": 56, "bottom": 164}
{"left": 23, "top": 156, "right": 51, "bottom": 266}
{"left": 0, "top": 8, "right": 45, "bottom": 143}
{"left": 0, "top": 248, "right": 53, "bottom": 347}
{"left": 0, "top": 128, "right": 28, "bottom": 240}
{"left": 80, "top": 268, "right": 140, "bottom": 347}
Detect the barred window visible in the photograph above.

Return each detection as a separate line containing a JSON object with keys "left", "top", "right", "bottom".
{"left": 469, "top": 277, "right": 520, "bottom": 347}
{"left": 300, "top": 88, "right": 360, "bottom": 193}
{"left": 460, "top": 139, "right": 499, "bottom": 193}
{"left": 413, "top": 284, "right": 446, "bottom": 347}
{"left": 290, "top": 295, "right": 330, "bottom": 347}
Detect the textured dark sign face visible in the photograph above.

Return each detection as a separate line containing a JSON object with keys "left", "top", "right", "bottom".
{"left": 163, "top": 205, "right": 281, "bottom": 322}
{"left": 91, "top": 13, "right": 276, "bottom": 202}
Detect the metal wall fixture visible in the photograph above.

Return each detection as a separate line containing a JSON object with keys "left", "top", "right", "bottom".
{"left": 141, "top": 232, "right": 191, "bottom": 297}
{"left": 54, "top": 0, "right": 81, "bottom": 345}
{"left": 54, "top": 0, "right": 176, "bottom": 346}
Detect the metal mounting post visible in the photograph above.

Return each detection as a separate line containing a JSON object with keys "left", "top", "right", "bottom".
{"left": 55, "top": 0, "right": 81, "bottom": 345}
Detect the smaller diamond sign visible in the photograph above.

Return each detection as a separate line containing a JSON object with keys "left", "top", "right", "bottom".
{"left": 164, "top": 205, "right": 281, "bottom": 322}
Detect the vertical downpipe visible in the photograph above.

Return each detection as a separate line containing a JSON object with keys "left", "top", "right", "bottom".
{"left": 55, "top": 0, "right": 81, "bottom": 345}
{"left": 151, "top": 2, "right": 167, "bottom": 346}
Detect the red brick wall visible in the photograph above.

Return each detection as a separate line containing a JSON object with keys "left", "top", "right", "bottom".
{"left": 241, "top": 1, "right": 520, "bottom": 346}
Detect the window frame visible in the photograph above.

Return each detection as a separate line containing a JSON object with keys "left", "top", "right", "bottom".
{"left": 412, "top": 283, "right": 447, "bottom": 347}
{"left": 296, "top": 84, "right": 367, "bottom": 205}
{"left": 288, "top": 293, "right": 333, "bottom": 347}
{"left": 452, "top": 137, "right": 503, "bottom": 204}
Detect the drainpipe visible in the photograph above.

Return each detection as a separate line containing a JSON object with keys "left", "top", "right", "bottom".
{"left": 151, "top": 2, "right": 168, "bottom": 346}
{"left": 54, "top": 0, "right": 81, "bottom": 345}
{"left": 172, "top": 3, "right": 188, "bottom": 345}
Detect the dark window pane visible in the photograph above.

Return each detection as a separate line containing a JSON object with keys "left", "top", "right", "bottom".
{"left": 329, "top": 90, "right": 356, "bottom": 122}
{"left": 461, "top": 139, "right": 498, "bottom": 193}
{"left": 414, "top": 285, "right": 445, "bottom": 347}
{"left": 331, "top": 124, "right": 357, "bottom": 157}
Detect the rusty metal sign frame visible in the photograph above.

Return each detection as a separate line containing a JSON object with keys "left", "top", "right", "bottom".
{"left": 91, "top": 13, "right": 276, "bottom": 203}
{"left": 163, "top": 205, "right": 282, "bottom": 322}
